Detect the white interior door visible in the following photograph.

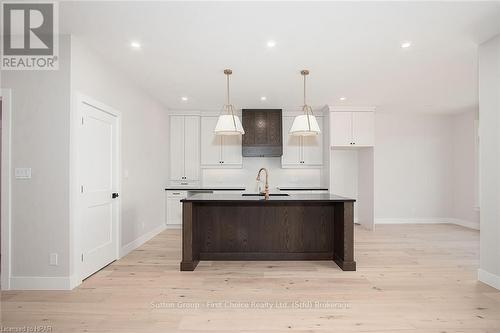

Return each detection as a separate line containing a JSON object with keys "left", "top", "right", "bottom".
{"left": 79, "top": 100, "right": 119, "bottom": 280}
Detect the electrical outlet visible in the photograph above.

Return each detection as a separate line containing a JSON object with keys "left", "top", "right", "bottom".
{"left": 50, "top": 253, "right": 58, "bottom": 266}
{"left": 141, "top": 221, "right": 145, "bottom": 230}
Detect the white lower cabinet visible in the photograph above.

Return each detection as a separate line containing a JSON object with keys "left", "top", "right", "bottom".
{"left": 166, "top": 191, "right": 187, "bottom": 226}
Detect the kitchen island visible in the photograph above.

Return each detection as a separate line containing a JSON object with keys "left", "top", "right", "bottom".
{"left": 180, "top": 193, "right": 356, "bottom": 271}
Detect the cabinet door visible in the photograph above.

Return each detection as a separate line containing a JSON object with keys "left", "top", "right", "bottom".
{"left": 201, "top": 116, "right": 222, "bottom": 166}
{"left": 282, "top": 116, "right": 302, "bottom": 166}
{"left": 184, "top": 116, "right": 200, "bottom": 180}
{"left": 167, "top": 196, "right": 182, "bottom": 225}
{"left": 331, "top": 112, "right": 353, "bottom": 146}
{"left": 170, "top": 116, "right": 185, "bottom": 181}
{"left": 352, "top": 112, "right": 375, "bottom": 146}
{"left": 221, "top": 135, "right": 242, "bottom": 166}
{"left": 302, "top": 116, "right": 323, "bottom": 165}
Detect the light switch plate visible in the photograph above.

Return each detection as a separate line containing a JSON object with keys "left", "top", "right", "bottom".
{"left": 15, "top": 168, "right": 31, "bottom": 179}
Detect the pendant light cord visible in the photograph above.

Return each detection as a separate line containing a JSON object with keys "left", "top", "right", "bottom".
{"left": 303, "top": 73, "right": 307, "bottom": 107}
{"left": 303, "top": 70, "right": 311, "bottom": 131}
{"left": 224, "top": 69, "right": 238, "bottom": 131}
{"left": 226, "top": 72, "right": 230, "bottom": 106}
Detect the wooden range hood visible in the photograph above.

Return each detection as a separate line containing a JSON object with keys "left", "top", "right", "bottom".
{"left": 241, "top": 109, "right": 283, "bottom": 157}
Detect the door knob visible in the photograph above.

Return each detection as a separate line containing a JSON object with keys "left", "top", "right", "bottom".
{"left": 112, "top": 193, "right": 119, "bottom": 199}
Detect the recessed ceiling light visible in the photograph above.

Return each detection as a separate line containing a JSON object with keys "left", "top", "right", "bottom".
{"left": 400, "top": 41, "right": 412, "bottom": 49}
{"left": 181, "top": 96, "right": 188, "bottom": 101}
{"left": 260, "top": 96, "right": 267, "bottom": 101}
{"left": 267, "top": 40, "right": 276, "bottom": 48}
{"left": 339, "top": 97, "right": 346, "bottom": 101}
{"left": 130, "top": 41, "right": 141, "bottom": 49}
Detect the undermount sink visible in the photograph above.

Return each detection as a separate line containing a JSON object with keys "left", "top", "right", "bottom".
{"left": 242, "top": 193, "right": 290, "bottom": 197}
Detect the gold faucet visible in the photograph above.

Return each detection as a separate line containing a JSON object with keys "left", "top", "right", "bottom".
{"left": 256, "top": 168, "right": 270, "bottom": 200}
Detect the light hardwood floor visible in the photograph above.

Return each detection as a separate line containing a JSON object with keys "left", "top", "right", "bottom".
{"left": 1, "top": 224, "right": 499, "bottom": 333}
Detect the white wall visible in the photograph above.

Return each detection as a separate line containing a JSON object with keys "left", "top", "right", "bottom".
{"left": 1, "top": 36, "right": 72, "bottom": 278}
{"left": 0, "top": 36, "right": 169, "bottom": 289}
{"left": 478, "top": 34, "right": 500, "bottom": 290}
{"left": 70, "top": 36, "right": 169, "bottom": 251}
{"left": 202, "top": 157, "right": 321, "bottom": 192}
{"left": 452, "top": 109, "right": 480, "bottom": 229}
{"left": 374, "top": 112, "right": 454, "bottom": 221}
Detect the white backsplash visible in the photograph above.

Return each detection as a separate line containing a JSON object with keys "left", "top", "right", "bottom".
{"left": 202, "top": 157, "right": 322, "bottom": 192}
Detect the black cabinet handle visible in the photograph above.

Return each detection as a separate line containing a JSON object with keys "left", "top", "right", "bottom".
{"left": 112, "top": 193, "right": 119, "bottom": 199}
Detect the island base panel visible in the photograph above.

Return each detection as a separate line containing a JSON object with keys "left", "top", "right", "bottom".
{"left": 181, "top": 200, "right": 356, "bottom": 271}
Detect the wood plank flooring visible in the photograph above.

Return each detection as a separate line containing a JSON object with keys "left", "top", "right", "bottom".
{"left": 1, "top": 224, "right": 499, "bottom": 332}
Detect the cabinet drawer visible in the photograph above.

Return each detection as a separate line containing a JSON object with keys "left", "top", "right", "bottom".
{"left": 167, "top": 191, "right": 187, "bottom": 198}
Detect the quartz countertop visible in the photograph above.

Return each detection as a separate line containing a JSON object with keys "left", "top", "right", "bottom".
{"left": 165, "top": 186, "right": 246, "bottom": 191}
{"left": 181, "top": 193, "right": 355, "bottom": 202}
{"left": 278, "top": 187, "right": 329, "bottom": 191}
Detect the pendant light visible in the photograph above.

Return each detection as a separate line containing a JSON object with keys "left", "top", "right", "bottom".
{"left": 289, "top": 69, "right": 321, "bottom": 136}
{"left": 214, "top": 69, "right": 245, "bottom": 135}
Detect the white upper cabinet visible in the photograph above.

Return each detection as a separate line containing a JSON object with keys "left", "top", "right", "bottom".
{"left": 200, "top": 116, "right": 242, "bottom": 168}
{"left": 169, "top": 115, "right": 200, "bottom": 183}
{"left": 352, "top": 112, "right": 375, "bottom": 146}
{"left": 170, "top": 116, "right": 186, "bottom": 181}
{"left": 331, "top": 112, "right": 353, "bottom": 146}
{"left": 282, "top": 115, "right": 323, "bottom": 167}
{"left": 201, "top": 116, "right": 222, "bottom": 166}
{"left": 330, "top": 109, "right": 375, "bottom": 147}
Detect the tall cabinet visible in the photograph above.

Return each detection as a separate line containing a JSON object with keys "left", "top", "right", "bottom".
{"left": 169, "top": 115, "right": 200, "bottom": 184}
{"left": 329, "top": 106, "right": 375, "bottom": 230}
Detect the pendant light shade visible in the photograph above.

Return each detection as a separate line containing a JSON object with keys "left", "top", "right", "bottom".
{"left": 215, "top": 69, "right": 245, "bottom": 135}
{"left": 289, "top": 114, "right": 321, "bottom": 136}
{"left": 215, "top": 114, "right": 245, "bottom": 135}
{"left": 289, "top": 70, "right": 321, "bottom": 136}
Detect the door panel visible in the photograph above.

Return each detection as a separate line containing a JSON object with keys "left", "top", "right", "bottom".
{"left": 302, "top": 116, "right": 323, "bottom": 165}
{"left": 169, "top": 116, "right": 185, "bottom": 181}
{"left": 331, "top": 112, "right": 353, "bottom": 146}
{"left": 352, "top": 112, "right": 375, "bottom": 146}
{"left": 200, "top": 116, "right": 222, "bottom": 166}
{"left": 167, "top": 197, "right": 182, "bottom": 225}
{"left": 80, "top": 101, "right": 118, "bottom": 280}
{"left": 184, "top": 116, "right": 200, "bottom": 180}
{"left": 282, "top": 116, "right": 302, "bottom": 165}
{"left": 221, "top": 135, "right": 242, "bottom": 165}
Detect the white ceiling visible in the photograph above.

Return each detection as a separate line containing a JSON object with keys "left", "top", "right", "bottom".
{"left": 60, "top": 1, "right": 500, "bottom": 113}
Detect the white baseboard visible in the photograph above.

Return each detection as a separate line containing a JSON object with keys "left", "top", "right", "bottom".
{"left": 447, "top": 218, "right": 480, "bottom": 230}
{"left": 120, "top": 224, "right": 166, "bottom": 258}
{"left": 375, "top": 217, "right": 479, "bottom": 230}
{"left": 10, "top": 276, "right": 73, "bottom": 290}
{"left": 166, "top": 224, "right": 181, "bottom": 230}
{"left": 375, "top": 217, "right": 450, "bottom": 225}
{"left": 478, "top": 269, "right": 500, "bottom": 290}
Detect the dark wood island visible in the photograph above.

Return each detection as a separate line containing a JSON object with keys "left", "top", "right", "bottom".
{"left": 180, "top": 193, "right": 356, "bottom": 271}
